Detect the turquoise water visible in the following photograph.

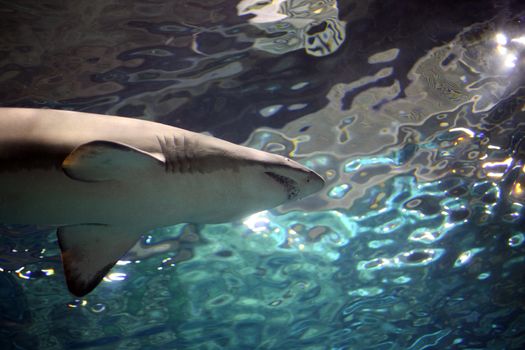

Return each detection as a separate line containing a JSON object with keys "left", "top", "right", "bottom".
{"left": 1, "top": 0, "right": 525, "bottom": 349}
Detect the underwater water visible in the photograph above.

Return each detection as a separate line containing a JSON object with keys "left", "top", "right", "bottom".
{"left": 1, "top": 0, "right": 525, "bottom": 349}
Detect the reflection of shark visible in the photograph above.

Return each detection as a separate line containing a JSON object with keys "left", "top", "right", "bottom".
{"left": 237, "top": 0, "right": 346, "bottom": 56}
{"left": 0, "top": 108, "right": 324, "bottom": 296}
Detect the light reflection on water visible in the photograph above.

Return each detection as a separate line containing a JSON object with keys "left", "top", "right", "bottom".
{"left": 1, "top": 0, "right": 525, "bottom": 349}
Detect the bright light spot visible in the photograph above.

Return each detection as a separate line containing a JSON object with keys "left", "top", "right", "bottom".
{"left": 488, "top": 145, "right": 501, "bottom": 150}
{"left": 504, "top": 53, "right": 517, "bottom": 68}
{"left": 329, "top": 184, "right": 351, "bottom": 199}
{"left": 511, "top": 36, "right": 525, "bottom": 45}
{"left": 298, "top": 244, "right": 305, "bottom": 250}
{"left": 449, "top": 127, "right": 475, "bottom": 138}
{"left": 454, "top": 248, "right": 484, "bottom": 267}
{"left": 487, "top": 172, "right": 504, "bottom": 179}
{"left": 67, "top": 300, "right": 88, "bottom": 308}
{"left": 514, "top": 182, "right": 523, "bottom": 195}
{"left": 495, "top": 33, "right": 508, "bottom": 45}
{"left": 103, "top": 272, "right": 127, "bottom": 282}
{"left": 259, "top": 104, "right": 283, "bottom": 118}
{"left": 482, "top": 157, "right": 513, "bottom": 169}
{"left": 243, "top": 211, "right": 271, "bottom": 233}
{"left": 496, "top": 45, "right": 508, "bottom": 55}
{"left": 42, "top": 268, "right": 55, "bottom": 276}
{"left": 409, "top": 230, "right": 438, "bottom": 243}
{"left": 116, "top": 260, "right": 132, "bottom": 266}
{"left": 17, "top": 271, "right": 30, "bottom": 280}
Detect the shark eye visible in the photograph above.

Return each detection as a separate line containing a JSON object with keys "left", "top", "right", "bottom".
{"left": 264, "top": 171, "right": 299, "bottom": 200}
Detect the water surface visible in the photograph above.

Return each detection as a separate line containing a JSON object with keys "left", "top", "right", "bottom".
{"left": 1, "top": 0, "right": 525, "bottom": 349}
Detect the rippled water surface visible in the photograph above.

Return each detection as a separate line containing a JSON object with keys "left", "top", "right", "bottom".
{"left": 1, "top": 0, "right": 525, "bottom": 349}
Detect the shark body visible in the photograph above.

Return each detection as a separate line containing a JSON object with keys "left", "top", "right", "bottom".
{"left": 0, "top": 108, "right": 324, "bottom": 296}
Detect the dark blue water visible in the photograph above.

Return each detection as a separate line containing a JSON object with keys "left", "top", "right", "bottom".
{"left": 1, "top": 0, "right": 525, "bottom": 349}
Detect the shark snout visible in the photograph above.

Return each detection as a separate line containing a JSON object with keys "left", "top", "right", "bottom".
{"left": 303, "top": 169, "right": 325, "bottom": 196}
{"left": 292, "top": 166, "right": 325, "bottom": 199}
{"left": 264, "top": 157, "right": 325, "bottom": 201}
{"left": 237, "top": 145, "right": 325, "bottom": 201}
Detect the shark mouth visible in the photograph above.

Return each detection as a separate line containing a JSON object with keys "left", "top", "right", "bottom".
{"left": 264, "top": 171, "right": 300, "bottom": 200}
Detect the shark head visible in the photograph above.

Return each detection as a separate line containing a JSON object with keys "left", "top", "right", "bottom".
{"left": 214, "top": 145, "right": 325, "bottom": 219}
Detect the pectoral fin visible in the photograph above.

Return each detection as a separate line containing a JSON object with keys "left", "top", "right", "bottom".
{"left": 57, "top": 224, "right": 142, "bottom": 297}
{"left": 62, "top": 140, "right": 165, "bottom": 182}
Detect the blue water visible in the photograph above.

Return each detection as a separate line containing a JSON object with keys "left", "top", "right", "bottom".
{"left": 1, "top": 0, "right": 525, "bottom": 349}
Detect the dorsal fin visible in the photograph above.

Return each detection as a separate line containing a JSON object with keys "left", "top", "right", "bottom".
{"left": 57, "top": 224, "right": 142, "bottom": 296}
{"left": 62, "top": 140, "right": 165, "bottom": 182}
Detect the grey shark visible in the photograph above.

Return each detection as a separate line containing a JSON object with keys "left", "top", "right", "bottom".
{"left": 0, "top": 108, "right": 324, "bottom": 296}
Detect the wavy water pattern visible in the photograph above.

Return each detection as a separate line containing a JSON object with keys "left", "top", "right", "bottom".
{"left": 1, "top": 0, "right": 525, "bottom": 349}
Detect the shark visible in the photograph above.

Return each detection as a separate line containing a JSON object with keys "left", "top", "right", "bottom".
{"left": 0, "top": 108, "right": 324, "bottom": 296}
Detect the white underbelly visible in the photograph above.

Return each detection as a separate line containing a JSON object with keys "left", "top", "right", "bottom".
{"left": 0, "top": 169, "right": 153, "bottom": 225}
{"left": 0, "top": 167, "right": 269, "bottom": 228}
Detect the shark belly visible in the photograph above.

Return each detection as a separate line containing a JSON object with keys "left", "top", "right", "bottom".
{"left": 0, "top": 165, "right": 273, "bottom": 227}
{"left": 0, "top": 169, "right": 133, "bottom": 225}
